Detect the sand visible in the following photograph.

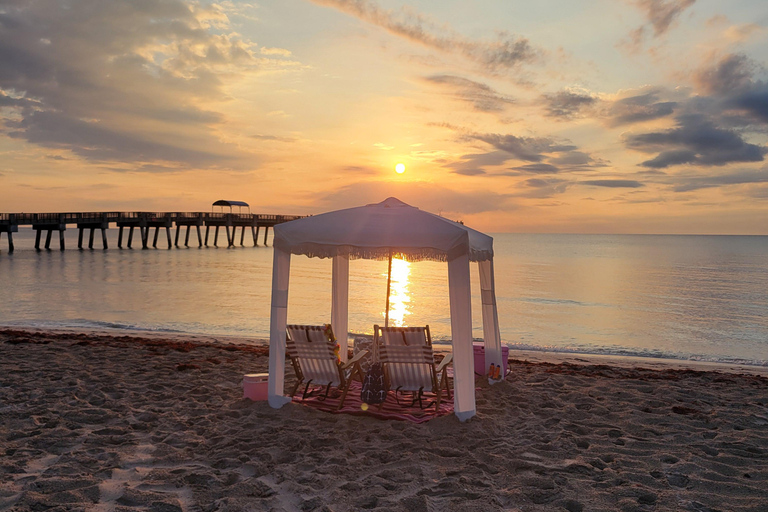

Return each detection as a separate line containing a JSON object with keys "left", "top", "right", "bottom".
{"left": 1, "top": 329, "right": 767, "bottom": 512}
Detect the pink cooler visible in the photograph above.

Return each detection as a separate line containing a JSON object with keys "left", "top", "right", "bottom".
{"left": 243, "top": 373, "right": 269, "bottom": 400}
{"left": 473, "top": 344, "right": 509, "bottom": 376}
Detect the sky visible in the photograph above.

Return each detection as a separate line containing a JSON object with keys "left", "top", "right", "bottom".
{"left": 1, "top": 0, "right": 767, "bottom": 234}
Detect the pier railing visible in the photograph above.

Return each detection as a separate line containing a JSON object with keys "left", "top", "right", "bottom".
{"left": 0, "top": 211, "right": 304, "bottom": 252}
{"left": 1, "top": 211, "right": 303, "bottom": 224}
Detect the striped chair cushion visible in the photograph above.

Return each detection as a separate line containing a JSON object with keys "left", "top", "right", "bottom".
{"left": 381, "top": 327, "right": 428, "bottom": 347}
{"left": 286, "top": 325, "right": 341, "bottom": 387}
{"left": 379, "top": 344, "right": 434, "bottom": 391}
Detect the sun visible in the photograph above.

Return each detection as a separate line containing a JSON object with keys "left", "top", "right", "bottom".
{"left": 395, "top": 163, "right": 406, "bottom": 174}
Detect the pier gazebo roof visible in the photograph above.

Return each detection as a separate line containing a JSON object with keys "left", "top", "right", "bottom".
{"left": 212, "top": 200, "right": 250, "bottom": 213}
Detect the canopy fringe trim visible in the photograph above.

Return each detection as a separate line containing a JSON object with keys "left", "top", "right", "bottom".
{"left": 274, "top": 240, "right": 493, "bottom": 262}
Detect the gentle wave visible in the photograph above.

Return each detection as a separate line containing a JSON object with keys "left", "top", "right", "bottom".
{"left": 3, "top": 319, "right": 766, "bottom": 368}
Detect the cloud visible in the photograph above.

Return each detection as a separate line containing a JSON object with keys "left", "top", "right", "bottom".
{"left": 516, "top": 178, "right": 571, "bottom": 198}
{"left": 671, "top": 168, "right": 768, "bottom": 192}
{"left": 507, "top": 163, "right": 560, "bottom": 174}
{"left": 446, "top": 150, "right": 511, "bottom": 175}
{"left": 621, "top": 0, "right": 696, "bottom": 52}
{"left": 541, "top": 90, "right": 597, "bottom": 119}
{"left": 439, "top": 127, "right": 604, "bottom": 176}
{"left": 549, "top": 151, "right": 603, "bottom": 168}
{"left": 604, "top": 89, "right": 677, "bottom": 126}
{"left": 581, "top": 179, "right": 645, "bottom": 188}
{"left": 635, "top": 0, "right": 696, "bottom": 37}
{"left": 251, "top": 134, "right": 297, "bottom": 142}
{"left": 308, "top": 0, "right": 538, "bottom": 73}
{"left": 6, "top": 110, "right": 232, "bottom": 165}
{"left": 0, "top": 0, "right": 286, "bottom": 169}
{"left": 260, "top": 47, "right": 292, "bottom": 56}
{"left": 423, "top": 75, "right": 514, "bottom": 113}
{"left": 625, "top": 114, "right": 767, "bottom": 168}
{"left": 470, "top": 132, "right": 577, "bottom": 162}
{"left": 316, "top": 180, "right": 514, "bottom": 215}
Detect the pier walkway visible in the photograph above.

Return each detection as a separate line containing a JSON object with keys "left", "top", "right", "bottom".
{"left": 0, "top": 211, "right": 303, "bottom": 252}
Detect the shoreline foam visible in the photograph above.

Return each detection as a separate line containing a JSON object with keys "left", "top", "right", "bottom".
{"left": 2, "top": 325, "right": 766, "bottom": 376}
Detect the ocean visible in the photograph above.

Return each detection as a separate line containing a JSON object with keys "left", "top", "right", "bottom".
{"left": 1, "top": 230, "right": 766, "bottom": 367}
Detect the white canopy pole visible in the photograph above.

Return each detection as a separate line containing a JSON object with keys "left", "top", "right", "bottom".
{"left": 448, "top": 250, "right": 476, "bottom": 421}
{"left": 479, "top": 259, "right": 503, "bottom": 381}
{"left": 384, "top": 252, "right": 392, "bottom": 327}
{"left": 331, "top": 254, "right": 350, "bottom": 361}
{"left": 268, "top": 247, "right": 292, "bottom": 408}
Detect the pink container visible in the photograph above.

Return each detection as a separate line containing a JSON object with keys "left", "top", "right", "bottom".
{"left": 243, "top": 373, "right": 269, "bottom": 401}
{"left": 473, "top": 344, "right": 509, "bottom": 376}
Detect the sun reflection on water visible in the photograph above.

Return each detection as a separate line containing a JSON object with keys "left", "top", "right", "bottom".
{"left": 386, "top": 257, "right": 411, "bottom": 326}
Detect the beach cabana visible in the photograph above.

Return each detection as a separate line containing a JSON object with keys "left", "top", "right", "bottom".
{"left": 267, "top": 197, "right": 502, "bottom": 421}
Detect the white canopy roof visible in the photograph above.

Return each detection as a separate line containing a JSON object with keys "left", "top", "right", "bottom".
{"left": 274, "top": 197, "right": 493, "bottom": 262}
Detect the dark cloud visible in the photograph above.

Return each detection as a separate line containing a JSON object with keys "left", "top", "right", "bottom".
{"left": 310, "top": 0, "right": 538, "bottom": 73}
{"left": 581, "top": 179, "right": 644, "bottom": 188}
{"left": 507, "top": 163, "right": 560, "bottom": 174}
{"left": 0, "top": 0, "right": 271, "bottom": 169}
{"left": 733, "top": 88, "right": 768, "bottom": 123}
{"left": 696, "top": 53, "right": 755, "bottom": 95}
{"left": 639, "top": 149, "right": 697, "bottom": 168}
{"left": 692, "top": 54, "right": 768, "bottom": 125}
{"left": 671, "top": 169, "right": 768, "bottom": 192}
{"left": 605, "top": 90, "right": 677, "bottom": 126}
{"left": 625, "top": 114, "right": 766, "bottom": 168}
{"left": 424, "top": 75, "right": 514, "bottom": 113}
{"left": 542, "top": 90, "right": 596, "bottom": 119}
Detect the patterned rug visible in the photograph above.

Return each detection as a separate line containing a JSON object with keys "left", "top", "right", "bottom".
{"left": 292, "top": 380, "right": 454, "bottom": 423}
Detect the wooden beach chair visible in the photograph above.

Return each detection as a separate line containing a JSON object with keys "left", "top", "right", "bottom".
{"left": 285, "top": 324, "right": 367, "bottom": 410}
{"left": 373, "top": 325, "right": 452, "bottom": 409}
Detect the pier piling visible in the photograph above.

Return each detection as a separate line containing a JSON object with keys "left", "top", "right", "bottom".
{"left": 141, "top": 226, "right": 149, "bottom": 249}
{"left": 0, "top": 211, "right": 301, "bottom": 254}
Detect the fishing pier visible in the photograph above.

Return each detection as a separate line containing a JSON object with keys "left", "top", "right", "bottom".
{"left": 0, "top": 208, "right": 302, "bottom": 253}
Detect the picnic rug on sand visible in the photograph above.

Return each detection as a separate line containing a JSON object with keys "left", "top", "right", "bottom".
{"left": 292, "top": 381, "right": 454, "bottom": 423}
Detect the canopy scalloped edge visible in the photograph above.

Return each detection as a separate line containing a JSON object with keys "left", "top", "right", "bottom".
{"left": 273, "top": 240, "right": 494, "bottom": 262}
